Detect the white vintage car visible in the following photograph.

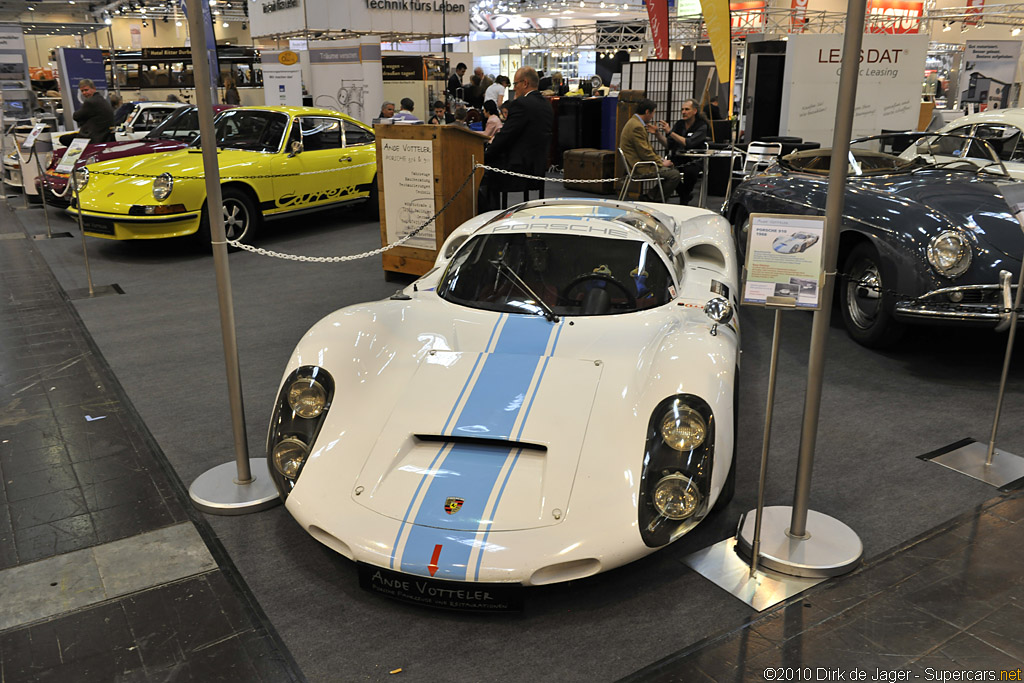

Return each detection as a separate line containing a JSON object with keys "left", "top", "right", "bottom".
{"left": 899, "top": 108, "right": 1024, "bottom": 179}
{"left": 266, "top": 198, "right": 740, "bottom": 609}
{"left": 114, "top": 101, "right": 187, "bottom": 141}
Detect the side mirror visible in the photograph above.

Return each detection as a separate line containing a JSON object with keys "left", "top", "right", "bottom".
{"left": 288, "top": 140, "right": 303, "bottom": 157}
{"left": 703, "top": 297, "right": 734, "bottom": 336}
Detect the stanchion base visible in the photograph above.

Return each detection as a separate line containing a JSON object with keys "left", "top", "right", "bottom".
{"left": 737, "top": 506, "right": 863, "bottom": 578}
{"left": 66, "top": 284, "right": 124, "bottom": 300}
{"left": 0, "top": 233, "right": 26, "bottom": 240}
{"left": 927, "top": 440, "right": 1024, "bottom": 488}
{"left": 32, "top": 232, "right": 73, "bottom": 240}
{"left": 189, "top": 458, "right": 280, "bottom": 515}
{"left": 684, "top": 537, "right": 824, "bottom": 611}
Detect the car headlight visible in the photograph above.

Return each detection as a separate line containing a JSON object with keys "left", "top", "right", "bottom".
{"left": 287, "top": 378, "right": 327, "bottom": 418}
{"left": 152, "top": 172, "right": 173, "bottom": 200}
{"left": 73, "top": 167, "right": 88, "bottom": 191}
{"left": 659, "top": 401, "right": 706, "bottom": 451}
{"left": 927, "top": 231, "right": 971, "bottom": 278}
{"left": 272, "top": 437, "right": 309, "bottom": 478}
{"left": 639, "top": 394, "right": 716, "bottom": 547}
{"left": 266, "top": 366, "right": 334, "bottom": 498}
{"left": 653, "top": 473, "right": 701, "bottom": 520}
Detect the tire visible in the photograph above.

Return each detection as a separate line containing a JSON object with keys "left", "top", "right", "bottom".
{"left": 839, "top": 242, "right": 905, "bottom": 348}
{"left": 196, "top": 187, "right": 260, "bottom": 249}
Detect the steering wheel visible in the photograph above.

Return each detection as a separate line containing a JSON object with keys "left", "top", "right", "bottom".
{"left": 561, "top": 273, "right": 636, "bottom": 309}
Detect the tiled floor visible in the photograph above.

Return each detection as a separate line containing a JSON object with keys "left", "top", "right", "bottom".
{"left": 4, "top": 194, "right": 1024, "bottom": 682}
{"left": 0, "top": 203, "right": 303, "bottom": 681}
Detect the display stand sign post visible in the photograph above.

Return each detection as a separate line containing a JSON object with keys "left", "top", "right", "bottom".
{"left": 924, "top": 184, "right": 1024, "bottom": 487}
{"left": 66, "top": 169, "right": 122, "bottom": 301}
{"left": 742, "top": 214, "right": 825, "bottom": 310}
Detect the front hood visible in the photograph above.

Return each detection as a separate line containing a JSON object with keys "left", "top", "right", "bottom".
{"left": 353, "top": 317, "right": 602, "bottom": 533}
{"left": 856, "top": 172, "right": 1024, "bottom": 261}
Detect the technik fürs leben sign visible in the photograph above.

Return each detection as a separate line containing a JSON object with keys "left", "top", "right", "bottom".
{"left": 364, "top": 0, "right": 468, "bottom": 12}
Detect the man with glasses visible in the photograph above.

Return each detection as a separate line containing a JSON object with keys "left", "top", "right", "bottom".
{"left": 60, "top": 78, "right": 114, "bottom": 146}
{"left": 654, "top": 98, "right": 708, "bottom": 204}
{"left": 480, "top": 66, "right": 553, "bottom": 212}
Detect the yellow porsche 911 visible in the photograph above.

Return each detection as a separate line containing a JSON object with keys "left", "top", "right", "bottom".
{"left": 68, "top": 106, "right": 377, "bottom": 243}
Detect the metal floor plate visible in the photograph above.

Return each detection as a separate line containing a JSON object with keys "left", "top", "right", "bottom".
{"left": 930, "top": 441, "right": 1024, "bottom": 487}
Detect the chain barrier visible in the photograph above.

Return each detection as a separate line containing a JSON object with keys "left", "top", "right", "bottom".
{"left": 78, "top": 160, "right": 378, "bottom": 182}
{"left": 836, "top": 269, "right": 1024, "bottom": 315}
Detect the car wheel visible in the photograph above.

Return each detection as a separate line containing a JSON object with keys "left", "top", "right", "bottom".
{"left": 196, "top": 187, "right": 261, "bottom": 249}
{"left": 840, "top": 242, "right": 905, "bottom": 348}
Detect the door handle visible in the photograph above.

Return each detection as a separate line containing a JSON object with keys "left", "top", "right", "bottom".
{"left": 339, "top": 156, "right": 352, "bottom": 162}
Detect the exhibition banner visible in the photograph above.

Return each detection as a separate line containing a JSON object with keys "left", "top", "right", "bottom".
{"left": 262, "top": 51, "right": 303, "bottom": 107}
{"left": 961, "top": 41, "right": 1022, "bottom": 111}
{"left": 647, "top": 0, "right": 669, "bottom": 59}
{"left": 778, "top": 33, "right": 928, "bottom": 144}
{"left": 730, "top": 0, "right": 766, "bottom": 37}
{"left": 56, "top": 48, "right": 109, "bottom": 119}
{"left": 964, "top": 0, "right": 984, "bottom": 26}
{"left": 382, "top": 138, "right": 436, "bottom": 250}
{"left": 0, "top": 25, "right": 30, "bottom": 85}
{"left": 864, "top": 0, "right": 923, "bottom": 34}
{"left": 700, "top": 0, "right": 731, "bottom": 78}
{"left": 308, "top": 39, "right": 383, "bottom": 126}
{"left": 250, "top": 0, "right": 469, "bottom": 40}
{"left": 790, "top": 0, "right": 808, "bottom": 33}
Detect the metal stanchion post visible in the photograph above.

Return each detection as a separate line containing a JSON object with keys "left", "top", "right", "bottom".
{"left": 748, "top": 308, "right": 783, "bottom": 578}
{"left": 184, "top": 0, "right": 278, "bottom": 514}
{"left": 31, "top": 147, "right": 53, "bottom": 238}
{"left": 64, "top": 172, "right": 122, "bottom": 300}
{"left": 471, "top": 154, "right": 477, "bottom": 216}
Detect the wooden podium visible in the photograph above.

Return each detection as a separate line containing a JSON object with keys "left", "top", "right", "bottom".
{"left": 374, "top": 124, "right": 487, "bottom": 277}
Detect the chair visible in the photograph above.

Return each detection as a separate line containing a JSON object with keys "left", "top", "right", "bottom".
{"left": 617, "top": 148, "right": 665, "bottom": 202}
{"left": 733, "top": 141, "right": 783, "bottom": 183}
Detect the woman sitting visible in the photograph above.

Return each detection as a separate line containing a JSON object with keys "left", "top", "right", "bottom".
{"left": 483, "top": 100, "right": 503, "bottom": 140}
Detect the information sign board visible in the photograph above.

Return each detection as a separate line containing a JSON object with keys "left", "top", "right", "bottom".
{"left": 382, "top": 138, "right": 436, "bottom": 250}
{"left": 56, "top": 137, "right": 90, "bottom": 173}
{"left": 741, "top": 213, "right": 826, "bottom": 309}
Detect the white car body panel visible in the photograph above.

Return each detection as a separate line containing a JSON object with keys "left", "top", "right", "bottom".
{"left": 899, "top": 107, "right": 1024, "bottom": 179}
{"left": 273, "top": 199, "right": 740, "bottom": 588}
{"left": 115, "top": 102, "right": 187, "bottom": 141}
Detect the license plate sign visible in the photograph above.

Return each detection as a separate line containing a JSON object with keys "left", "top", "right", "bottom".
{"left": 357, "top": 563, "right": 523, "bottom": 612}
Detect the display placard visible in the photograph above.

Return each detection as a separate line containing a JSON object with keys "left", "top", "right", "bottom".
{"left": 21, "top": 122, "right": 46, "bottom": 150}
{"left": 56, "top": 137, "right": 91, "bottom": 173}
{"left": 382, "top": 138, "right": 436, "bottom": 250}
{"left": 741, "top": 213, "right": 826, "bottom": 309}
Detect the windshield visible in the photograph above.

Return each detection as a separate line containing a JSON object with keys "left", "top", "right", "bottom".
{"left": 781, "top": 148, "right": 919, "bottom": 176}
{"left": 147, "top": 106, "right": 200, "bottom": 141}
{"left": 199, "top": 109, "right": 289, "bottom": 152}
{"left": 437, "top": 232, "right": 674, "bottom": 317}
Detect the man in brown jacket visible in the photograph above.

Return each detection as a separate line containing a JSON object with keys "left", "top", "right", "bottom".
{"left": 620, "top": 98, "right": 680, "bottom": 201}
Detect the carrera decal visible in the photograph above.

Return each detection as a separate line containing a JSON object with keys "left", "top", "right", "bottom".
{"left": 277, "top": 184, "right": 358, "bottom": 208}
{"left": 398, "top": 314, "right": 563, "bottom": 580}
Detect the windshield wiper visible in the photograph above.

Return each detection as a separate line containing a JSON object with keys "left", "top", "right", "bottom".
{"left": 489, "top": 257, "right": 559, "bottom": 323}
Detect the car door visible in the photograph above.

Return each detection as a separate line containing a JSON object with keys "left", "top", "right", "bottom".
{"left": 270, "top": 115, "right": 348, "bottom": 212}
{"left": 341, "top": 120, "right": 376, "bottom": 199}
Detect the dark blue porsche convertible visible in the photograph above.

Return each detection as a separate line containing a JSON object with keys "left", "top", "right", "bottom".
{"left": 725, "top": 135, "right": 1023, "bottom": 347}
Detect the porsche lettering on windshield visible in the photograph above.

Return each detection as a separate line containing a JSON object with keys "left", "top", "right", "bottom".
{"left": 490, "top": 221, "right": 630, "bottom": 238}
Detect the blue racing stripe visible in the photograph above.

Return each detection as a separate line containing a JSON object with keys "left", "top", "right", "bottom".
{"left": 399, "top": 314, "right": 560, "bottom": 579}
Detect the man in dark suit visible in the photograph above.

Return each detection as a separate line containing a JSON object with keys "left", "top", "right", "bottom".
{"left": 60, "top": 78, "right": 114, "bottom": 146}
{"left": 448, "top": 62, "right": 467, "bottom": 102}
{"left": 480, "top": 66, "right": 552, "bottom": 212}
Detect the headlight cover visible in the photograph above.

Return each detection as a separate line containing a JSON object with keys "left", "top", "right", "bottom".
{"left": 639, "top": 394, "right": 716, "bottom": 547}
{"left": 152, "top": 172, "right": 174, "bottom": 200}
{"left": 266, "top": 366, "right": 334, "bottom": 498}
{"left": 72, "top": 167, "right": 88, "bottom": 191}
{"left": 927, "top": 231, "right": 971, "bottom": 278}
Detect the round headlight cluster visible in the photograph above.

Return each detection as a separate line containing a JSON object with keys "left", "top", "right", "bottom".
{"left": 272, "top": 437, "right": 309, "bottom": 479}
{"left": 927, "top": 231, "right": 972, "bottom": 278}
{"left": 287, "top": 378, "right": 327, "bottom": 418}
{"left": 659, "top": 401, "right": 707, "bottom": 451}
{"left": 152, "top": 172, "right": 174, "bottom": 200}
{"left": 72, "top": 167, "right": 89, "bottom": 191}
{"left": 652, "top": 473, "right": 701, "bottom": 520}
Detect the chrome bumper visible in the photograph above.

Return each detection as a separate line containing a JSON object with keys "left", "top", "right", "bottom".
{"left": 894, "top": 271, "right": 1020, "bottom": 331}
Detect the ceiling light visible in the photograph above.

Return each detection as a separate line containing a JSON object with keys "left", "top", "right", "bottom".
{"left": 222, "top": 20, "right": 228, "bottom": 26}
{"left": 1013, "top": 26, "right": 1022, "bottom": 36}
{"left": 942, "top": 21, "right": 951, "bottom": 31}
{"left": 176, "top": 20, "right": 181, "bottom": 25}
{"left": 104, "top": 15, "right": 111, "bottom": 22}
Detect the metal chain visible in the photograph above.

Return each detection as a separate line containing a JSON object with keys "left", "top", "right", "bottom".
{"left": 837, "top": 270, "right": 1024, "bottom": 315}
{"left": 225, "top": 165, "right": 478, "bottom": 262}
{"left": 478, "top": 163, "right": 621, "bottom": 184}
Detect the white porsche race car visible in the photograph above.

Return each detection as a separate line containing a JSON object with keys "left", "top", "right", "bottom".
{"left": 266, "top": 198, "right": 740, "bottom": 610}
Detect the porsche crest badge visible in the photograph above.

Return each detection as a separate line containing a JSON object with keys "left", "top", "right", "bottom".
{"left": 444, "top": 497, "right": 464, "bottom": 514}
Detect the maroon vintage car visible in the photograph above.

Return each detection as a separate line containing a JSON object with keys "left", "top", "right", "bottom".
{"left": 38, "top": 104, "right": 234, "bottom": 206}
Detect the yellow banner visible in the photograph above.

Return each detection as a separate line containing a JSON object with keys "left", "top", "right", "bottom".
{"left": 700, "top": 0, "right": 731, "bottom": 81}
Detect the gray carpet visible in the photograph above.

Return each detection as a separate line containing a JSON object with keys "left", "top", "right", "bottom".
{"left": 22, "top": 188, "right": 1019, "bottom": 682}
